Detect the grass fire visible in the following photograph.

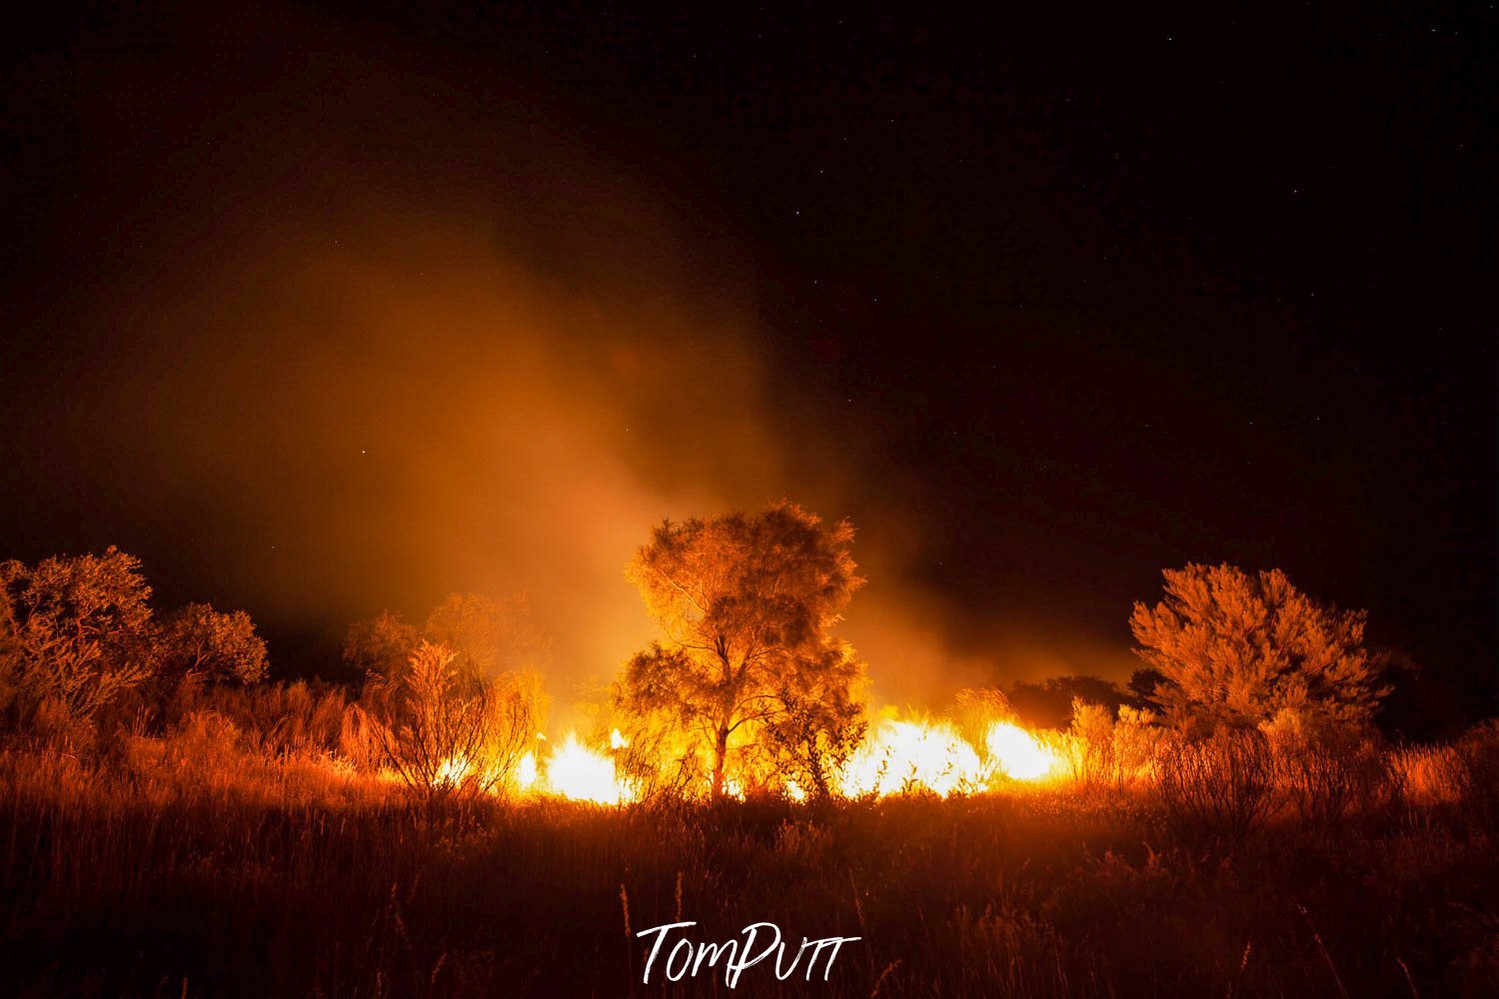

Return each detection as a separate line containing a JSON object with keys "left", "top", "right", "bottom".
{"left": 0, "top": 5, "right": 1493, "bottom": 995}
{"left": 0, "top": 514, "right": 1495, "bottom": 996}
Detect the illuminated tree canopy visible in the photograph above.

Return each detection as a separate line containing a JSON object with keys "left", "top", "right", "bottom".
{"left": 0, "top": 547, "right": 157, "bottom": 720}
{"left": 157, "top": 603, "right": 268, "bottom": 685}
{"left": 1130, "top": 563, "right": 1389, "bottom": 731}
{"left": 619, "top": 500, "right": 867, "bottom": 798}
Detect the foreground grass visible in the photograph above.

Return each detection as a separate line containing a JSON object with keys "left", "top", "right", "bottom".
{"left": 1, "top": 748, "right": 1495, "bottom": 997}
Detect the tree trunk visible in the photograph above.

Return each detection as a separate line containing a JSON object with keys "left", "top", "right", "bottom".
{"left": 807, "top": 739, "right": 831, "bottom": 801}
{"left": 710, "top": 724, "right": 730, "bottom": 799}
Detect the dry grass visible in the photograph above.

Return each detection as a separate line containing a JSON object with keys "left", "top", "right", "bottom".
{"left": 1, "top": 718, "right": 1496, "bottom": 997}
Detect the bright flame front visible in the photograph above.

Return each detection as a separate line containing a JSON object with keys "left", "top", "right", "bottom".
{"left": 985, "top": 721, "right": 1059, "bottom": 780}
{"left": 375, "top": 714, "right": 1059, "bottom": 803}
{"left": 842, "top": 719, "right": 984, "bottom": 797}
{"left": 544, "top": 733, "right": 632, "bottom": 805}
{"left": 516, "top": 751, "right": 539, "bottom": 791}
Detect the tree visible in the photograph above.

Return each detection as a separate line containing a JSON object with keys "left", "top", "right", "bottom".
{"left": 342, "top": 610, "right": 419, "bottom": 679}
{"left": 1130, "top": 563, "right": 1389, "bottom": 732}
{"left": 346, "top": 594, "right": 550, "bottom": 684}
{"left": 0, "top": 547, "right": 157, "bottom": 721}
{"left": 156, "top": 603, "right": 268, "bottom": 684}
{"left": 762, "top": 641, "right": 868, "bottom": 800}
{"left": 618, "top": 501, "right": 867, "bottom": 799}
{"left": 1126, "top": 668, "right": 1166, "bottom": 709}
{"left": 1006, "top": 675, "right": 1128, "bottom": 729}
{"left": 424, "top": 592, "right": 549, "bottom": 679}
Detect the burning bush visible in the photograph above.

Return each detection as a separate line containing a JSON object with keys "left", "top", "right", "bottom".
{"left": 607, "top": 703, "right": 706, "bottom": 802}
{"left": 762, "top": 662, "right": 868, "bottom": 801}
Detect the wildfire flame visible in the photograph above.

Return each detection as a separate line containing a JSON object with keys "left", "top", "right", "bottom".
{"left": 516, "top": 751, "right": 539, "bottom": 791}
{"left": 386, "top": 714, "right": 1059, "bottom": 803}
{"left": 544, "top": 733, "right": 633, "bottom": 805}
{"left": 842, "top": 719, "right": 984, "bottom": 797}
{"left": 435, "top": 755, "right": 470, "bottom": 786}
{"left": 984, "top": 721, "right": 1059, "bottom": 781}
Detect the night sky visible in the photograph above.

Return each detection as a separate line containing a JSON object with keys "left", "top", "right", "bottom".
{"left": 2, "top": 4, "right": 1494, "bottom": 721}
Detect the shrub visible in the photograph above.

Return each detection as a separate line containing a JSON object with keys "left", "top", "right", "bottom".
{"left": 1154, "top": 727, "right": 1274, "bottom": 841}
{"left": 1390, "top": 744, "right": 1465, "bottom": 805}
{"left": 367, "top": 641, "right": 536, "bottom": 803}
{"left": 1131, "top": 563, "right": 1389, "bottom": 731}
{"left": 1260, "top": 710, "right": 1390, "bottom": 827}
{"left": 1454, "top": 719, "right": 1499, "bottom": 826}
{"left": 1066, "top": 699, "right": 1119, "bottom": 787}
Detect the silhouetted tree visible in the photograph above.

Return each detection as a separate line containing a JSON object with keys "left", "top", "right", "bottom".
{"left": 347, "top": 595, "right": 550, "bottom": 687}
{"left": 1127, "top": 668, "right": 1166, "bottom": 708}
{"left": 156, "top": 603, "right": 268, "bottom": 685}
{"left": 1007, "top": 675, "right": 1128, "bottom": 729}
{"left": 618, "top": 501, "right": 866, "bottom": 798}
{"left": 424, "top": 591, "right": 550, "bottom": 679}
{"left": 342, "top": 610, "right": 419, "bottom": 679}
{"left": 1130, "top": 563, "right": 1389, "bottom": 731}
{"left": 1370, "top": 646, "right": 1468, "bottom": 741}
{"left": 0, "top": 547, "right": 157, "bottom": 720}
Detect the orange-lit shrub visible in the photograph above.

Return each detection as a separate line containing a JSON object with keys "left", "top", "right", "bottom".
{"left": 1259, "top": 709, "right": 1390, "bottom": 827}
{"left": 366, "top": 641, "right": 536, "bottom": 802}
{"left": 1154, "top": 727, "right": 1274, "bottom": 841}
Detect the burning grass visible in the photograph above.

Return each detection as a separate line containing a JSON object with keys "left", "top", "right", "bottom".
{"left": 0, "top": 716, "right": 1496, "bottom": 996}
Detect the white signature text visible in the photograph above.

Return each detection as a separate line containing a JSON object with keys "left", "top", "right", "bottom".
{"left": 636, "top": 920, "right": 862, "bottom": 988}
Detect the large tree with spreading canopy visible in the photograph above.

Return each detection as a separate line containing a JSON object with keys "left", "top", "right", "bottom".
{"left": 619, "top": 500, "right": 867, "bottom": 798}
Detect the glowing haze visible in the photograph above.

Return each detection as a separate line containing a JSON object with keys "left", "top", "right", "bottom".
{"left": 1, "top": 7, "right": 1138, "bottom": 714}
{"left": 94, "top": 201, "right": 790, "bottom": 704}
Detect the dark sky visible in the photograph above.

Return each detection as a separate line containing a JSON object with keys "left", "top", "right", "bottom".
{"left": 1, "top": 3, "right": 1494, "bottom": 717}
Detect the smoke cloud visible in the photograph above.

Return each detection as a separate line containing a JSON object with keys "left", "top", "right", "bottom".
{"left": 4, "top": 6, "right": 1138, "bottom": 717}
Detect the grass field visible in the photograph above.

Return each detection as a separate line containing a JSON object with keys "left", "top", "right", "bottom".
{"left": 2, "top": 729, "right": 1495, "bottom": 998}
